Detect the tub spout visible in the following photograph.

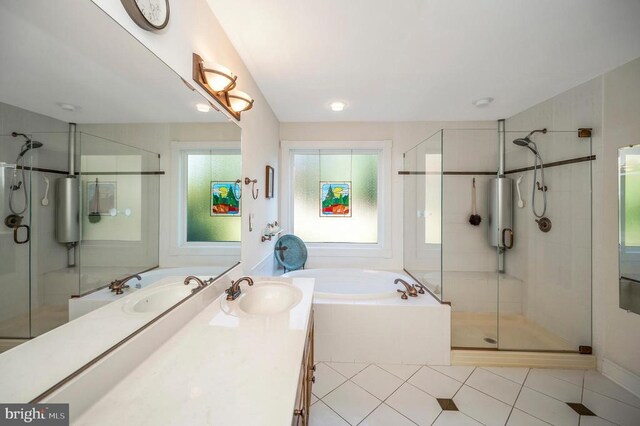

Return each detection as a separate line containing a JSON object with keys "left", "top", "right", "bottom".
{"left": 394, "top": 278, "right": 418, "bottom": 297}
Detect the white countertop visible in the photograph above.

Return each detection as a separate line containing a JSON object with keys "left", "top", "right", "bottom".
{"left": 74, "top": 277, "right": 315, "bottom": 426}
{"left": 0, "top": 273, "right": 223, "bottom": 403}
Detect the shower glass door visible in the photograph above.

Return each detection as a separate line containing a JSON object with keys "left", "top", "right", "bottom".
{"left": 0, "top": 135, "right": 32, "bottom": 340}
{"left": 498, "top": 130, "right": 592, "bottom": 351}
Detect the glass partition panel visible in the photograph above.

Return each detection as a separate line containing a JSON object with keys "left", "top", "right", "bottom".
{"left": 78, "top": 132, "right": 160, "bottom": 295}
{"left": 0, "top": 133, "right": 32, "bottom": 339}
{"left": 500, "top": 130, "right": 592, "bottom": 351}
{"left": 403, "top": 130, "right": 443, "bottom": 299}
{"left": 441, "top": 129, "right": 499, "bottom": 349}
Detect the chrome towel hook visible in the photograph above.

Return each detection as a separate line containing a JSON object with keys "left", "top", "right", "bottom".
{"left": 244, "top": 177, "right": 259, "bottom": 199}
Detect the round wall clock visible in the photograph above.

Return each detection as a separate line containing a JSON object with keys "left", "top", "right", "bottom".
{"left": 120, "top": 0, "right": 170, "bottom": 31}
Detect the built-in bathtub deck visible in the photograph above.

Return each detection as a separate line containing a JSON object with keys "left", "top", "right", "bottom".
{"left": 284, "top": 269, "right": 451, "bottom": 365}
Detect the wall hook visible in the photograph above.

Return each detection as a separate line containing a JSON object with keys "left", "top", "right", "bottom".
{"left": 244, "top": 177, "right": 259, "bottom": 199}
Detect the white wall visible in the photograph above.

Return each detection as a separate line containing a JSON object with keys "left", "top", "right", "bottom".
{"left": 90, "top": 0, "right": 280, "bottom": 271}
{"left": 279, "top": 121, "right": 495, "bottom": 270}
{"left": 507, "top": 57, "right": 640, "bottom": 376}
{"left": 601, "top": 58, "right": 640, "bottom": 376}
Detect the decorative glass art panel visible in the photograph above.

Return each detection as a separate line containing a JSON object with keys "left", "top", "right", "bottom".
{"left": 320, "top": 182, "right": 351, "bottom": 217}
{"left": 210, "top": 181, "right": 241, "bottom": 216}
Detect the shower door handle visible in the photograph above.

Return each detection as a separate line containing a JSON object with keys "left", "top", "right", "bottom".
{"left": 502, "top": 228, "right": 514, "bottom": 249}
{"left": 13, "top": 224, "right": 30, "bottom": 244}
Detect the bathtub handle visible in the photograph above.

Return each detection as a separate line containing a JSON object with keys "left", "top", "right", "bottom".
{"left": 397, "top": 289, "right": 408, "bottom": 300}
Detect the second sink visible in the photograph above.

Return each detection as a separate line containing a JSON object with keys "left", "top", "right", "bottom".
{"left": 222, "top": 281, "right": 302, "bottom": 316}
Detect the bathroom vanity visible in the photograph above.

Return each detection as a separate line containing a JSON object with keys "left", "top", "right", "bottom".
{"left": 42, "top": 273, "right": 316, "bottom": 425}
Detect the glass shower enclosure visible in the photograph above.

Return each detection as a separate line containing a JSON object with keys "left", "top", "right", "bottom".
{"left": 0, "top": 128, "right": 160, "bottom": 345}
{"left": 403, "top": 127, "right": 592, "bottom": 353}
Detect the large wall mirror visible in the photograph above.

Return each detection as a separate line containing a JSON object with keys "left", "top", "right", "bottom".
{"left": 0, "top": 0, "right": 240, "bottom": 401}
{"left": 619, "top": 144, "right": 640, "bottom": 314}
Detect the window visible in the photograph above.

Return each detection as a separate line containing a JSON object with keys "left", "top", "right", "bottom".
{"left": 620, "top": 147, "right": 640, "bottom": 250}
{"left": 172, "top": 142, "right": 241, "bottom": 253}
{"left": 282, "top": 140, "right": 392, "bottom": 257}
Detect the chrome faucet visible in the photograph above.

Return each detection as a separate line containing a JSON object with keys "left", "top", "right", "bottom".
{"left": 394, "top": 278, "right": 418, "bottom": 297}
{"left": 110, "top": 274, "right": 142, "bottom": 295}
{"left": 184, "top": 276, "right": 214, "bottom": 293}
{"left": 225, "top": 276, "right": 254, "bottom": 301}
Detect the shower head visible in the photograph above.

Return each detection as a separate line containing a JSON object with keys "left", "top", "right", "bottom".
{"left": 18, "top": 140, "right": 44, "bottom": 157}
{"left": 12, "top": 132, "right": 43, "bottom": 157}
{"left": 512, "top": 136, "right": 539, "bottom": 155}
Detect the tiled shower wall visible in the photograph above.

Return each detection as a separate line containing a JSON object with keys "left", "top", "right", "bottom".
{"left": 505, "top": 77, "right": 601, "bottom": 350}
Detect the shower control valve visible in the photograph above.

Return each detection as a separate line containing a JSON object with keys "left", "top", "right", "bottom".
{"left": 536, "top": 181, "right": 548, "bottom": 192}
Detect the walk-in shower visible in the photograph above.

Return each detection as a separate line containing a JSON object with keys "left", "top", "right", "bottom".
{"left": 402, "top": 125, "right": 593, "bottom": 353}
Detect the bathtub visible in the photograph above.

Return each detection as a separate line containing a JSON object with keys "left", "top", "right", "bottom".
{"left": 69, "top": 266, "right": 229, "bottom": 320}
{"left": 283, "top": 268, "right": 450, "bottom": 365}
{"left": 283, "top": 269, "right": 418, "bottom": 299}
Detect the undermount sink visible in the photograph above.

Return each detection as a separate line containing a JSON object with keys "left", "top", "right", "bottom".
{"left": 222, "top": 281, "right": 302, "bottom": 316}
{"left": 123, "top": 284, "right": 194, "bottom": 315}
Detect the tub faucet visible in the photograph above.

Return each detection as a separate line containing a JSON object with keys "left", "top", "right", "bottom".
{"left": 414, "top": 282, "right": 428, "bottom": 294}
{"left": 184, "top": 276, "right": 214, "bottom": 293}
{"left": 226, "top": 276, "right": 254, "bottom": 301}
{"left": 394, "top": 278, "right": 418, "bottom": 297}
{"left": 110, "top": 274, "right": 142, "bottom": 295}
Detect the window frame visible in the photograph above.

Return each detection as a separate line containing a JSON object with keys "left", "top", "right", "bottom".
{"left": 170, "top": 141, "right": 241, "bottom": 256}
{"left": 619, "top": 146, "right": 640, "bottom": 257}
{"left": 281, "top": 140, "right": 392, "bottom": 258}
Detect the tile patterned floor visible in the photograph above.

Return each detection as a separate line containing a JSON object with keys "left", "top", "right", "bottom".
{"left": 310, "top": 363, "right": 640, "bottom": 426}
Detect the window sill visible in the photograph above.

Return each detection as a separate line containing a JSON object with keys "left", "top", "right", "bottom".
{"left": 169, "top": 243, "right": 240, "bottom": 257}
{"left": 306, "top": 244, "right": 391, "bottom": 258}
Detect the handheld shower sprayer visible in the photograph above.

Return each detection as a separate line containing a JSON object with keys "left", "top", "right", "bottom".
{"left": 7, "top": 132, "right": 44, "bottom": 215}
{"left": 512, "top": 128, "right": 549, "bottom": 224}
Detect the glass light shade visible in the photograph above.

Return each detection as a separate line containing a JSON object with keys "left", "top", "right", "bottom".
{"left": 228, "top": 90, "right": 254, "bottom": 113}
{"left": 202, "top": 62, "right": 237, "bottom": 92}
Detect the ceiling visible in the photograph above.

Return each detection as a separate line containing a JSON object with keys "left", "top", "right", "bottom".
{"left": 0, "top": 0, "right": 228, "bottom": 124}
{"left": 208, "top": 0, "right": 640, "bottom": 122}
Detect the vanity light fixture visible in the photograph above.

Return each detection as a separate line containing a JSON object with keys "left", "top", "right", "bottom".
{"left": 201, "top": 62, "right": 237, "bottom": 93}
{"left": 330, "top": 101, "right": 346, "bottom": 112}
{"left": 228, "top": 90, "right": 254, "bottom": 113}
{"left": 192, "top": 53, "right": 254, "bottom": 121}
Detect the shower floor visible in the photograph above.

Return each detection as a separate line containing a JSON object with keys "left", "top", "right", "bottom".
{"left": 0, "top": 304, "right": 67, "bottom": 343}
{"left": 452, "top": 312, "right": 574, "bottom": 351}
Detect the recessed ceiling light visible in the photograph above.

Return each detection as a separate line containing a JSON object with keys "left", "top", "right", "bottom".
{"left": 196, "top": 103, "right": 211, "bottom": 112}
{"left": 472, "top": 97, "right": 494, "bottom": 108}
{"left": 330, "top": 101, "right": 346, "bottom": 112}
{"left": 57, "top": 102, "right": 78, "bottom": 112}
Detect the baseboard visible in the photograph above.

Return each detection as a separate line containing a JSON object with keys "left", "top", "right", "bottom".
{"left": 452, "top": 349, "right": 597, "bottom": 369}
{"left": 601, "top": 358, "right": 640, "bottom": 398}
